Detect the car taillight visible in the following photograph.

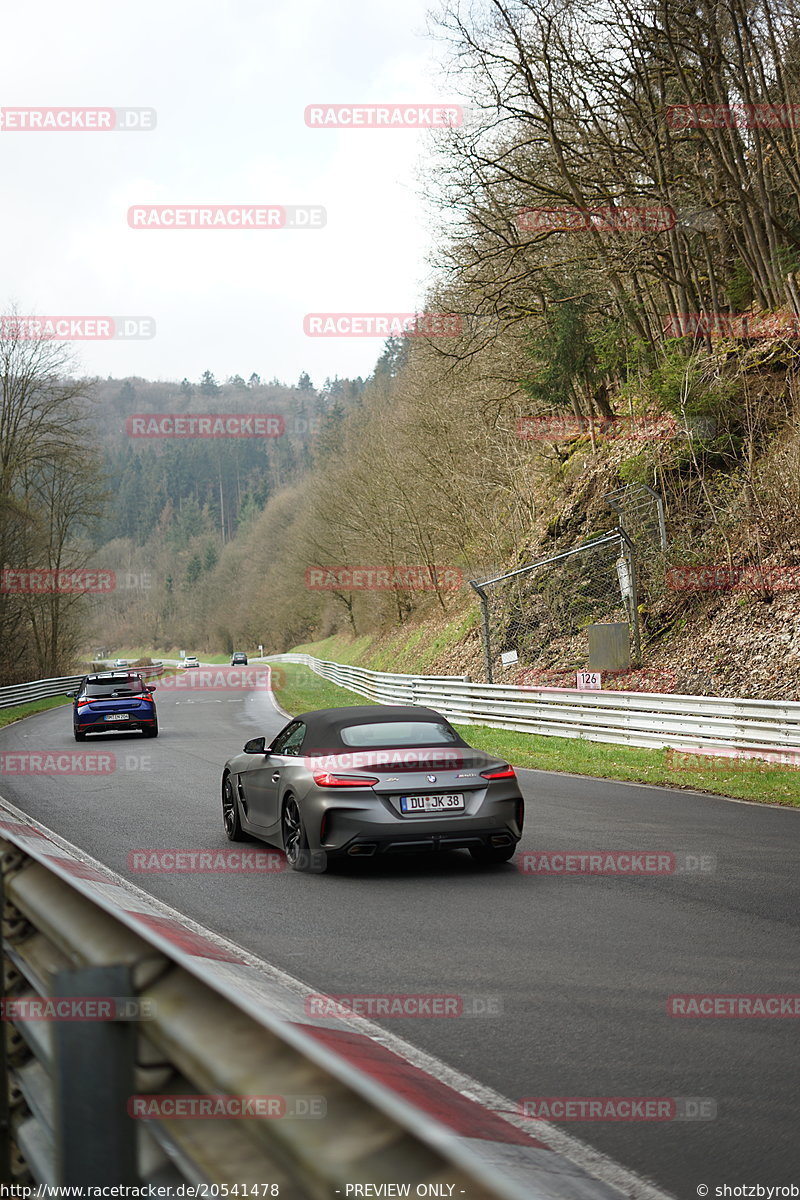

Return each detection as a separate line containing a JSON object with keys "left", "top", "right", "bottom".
{"left": 480, "top": 765, "right": 516, "bottom": 780}
{"left": 76, "top": 699, "right": 93, "bottom": 710}
{"left": 312, "top": 772, "right": 379, "bottom": 788}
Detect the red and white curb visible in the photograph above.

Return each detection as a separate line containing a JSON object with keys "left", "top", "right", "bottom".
{"left": 0, "top": 796, "right": 671, "bottom": 1200}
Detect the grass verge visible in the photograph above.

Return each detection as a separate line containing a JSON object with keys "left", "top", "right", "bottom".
{"left": 289, "top": 609, "right": 478, "bottom": 675}
{"left": 270, "top": 663, "right": 800, "bottom": 807}
{"left": 0, "top": 696, "right": 71, "bottom": 730}
{"left": 270, "top": 663, "right": 367, "bottom": 717}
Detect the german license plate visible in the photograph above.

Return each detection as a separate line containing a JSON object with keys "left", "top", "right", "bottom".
{"left": 104, "top": 713, "right": 130, "bottom": 721}
{"left": 400, "top": 793, "right": 465, "bottom": 815}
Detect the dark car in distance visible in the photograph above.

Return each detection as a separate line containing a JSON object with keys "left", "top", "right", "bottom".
{"left": 221, "top": 704, "right": 523, "bottom": 872}
{"left": 70, "top": 672, "right": 159, "bottom": 740}
{"left": 231, "top": 651, "right": 248, "bottom": 665}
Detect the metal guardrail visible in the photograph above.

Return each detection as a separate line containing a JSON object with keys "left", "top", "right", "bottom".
{"left": 271, "top": 656, "right": 471, "bottom": 707}
{"left": 0, "top": 664, "right": 164, "bottom": 711}
{"left": 0, "top": 809, "right": 531, "bottom": 1196}
{"left": 270, "top": 654, "right": 800, "bottom": 758}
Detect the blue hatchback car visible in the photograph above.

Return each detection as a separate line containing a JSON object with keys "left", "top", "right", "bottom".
{"left": 70, "top": 672, "right": 159, "bottom": 741}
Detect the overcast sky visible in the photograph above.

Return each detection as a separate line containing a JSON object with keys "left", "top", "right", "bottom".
{"left": 0, "top": 0, "right": 465, "bottom": 388}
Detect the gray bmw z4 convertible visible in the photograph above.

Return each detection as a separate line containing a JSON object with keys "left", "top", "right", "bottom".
{"left": 221, "top": 704, "right": 524, "bottom": 872}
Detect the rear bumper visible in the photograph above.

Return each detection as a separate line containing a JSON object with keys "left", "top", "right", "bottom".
{"left": 75, "top": 714, "right": 156, "bottom": 732}
{"left": 334, "top": 827, "right": 520, "bottom": 859}
{"left": 317, "top": 794, "right": 523, "bottom": 859}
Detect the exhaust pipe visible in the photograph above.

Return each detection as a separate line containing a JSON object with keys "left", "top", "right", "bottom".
{"left": 348, "top": 843, "right": 378, "bottom": 857}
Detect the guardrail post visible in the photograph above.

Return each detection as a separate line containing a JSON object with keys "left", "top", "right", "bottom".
{"left": 52, "top": 965, "right": 138, "bottom": 1184}
{"left": 469, "top": 581, "right": 493, "bottom": 684}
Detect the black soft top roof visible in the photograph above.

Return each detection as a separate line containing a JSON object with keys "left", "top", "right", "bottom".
{"left": 293, "top": 705, "right": 465, "bottom": 750}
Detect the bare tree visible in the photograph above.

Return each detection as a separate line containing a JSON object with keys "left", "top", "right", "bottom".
{"left": 0, "top": 315, "right": 103, "bottom": 682}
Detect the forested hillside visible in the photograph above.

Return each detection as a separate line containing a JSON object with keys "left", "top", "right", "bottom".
{"left": 89, "top": 371, "right": 364, "bottom": 547}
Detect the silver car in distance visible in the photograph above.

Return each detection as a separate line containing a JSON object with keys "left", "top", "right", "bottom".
{"left": 221, "top": 705, "right": 524, "bottom": 872}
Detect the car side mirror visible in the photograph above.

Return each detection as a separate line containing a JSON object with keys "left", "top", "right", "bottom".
{"left": 66, "top": 691, "right": 77, "bottom": 698}
{"left": 243, "top": 736, "right": 268, "bottom": 754}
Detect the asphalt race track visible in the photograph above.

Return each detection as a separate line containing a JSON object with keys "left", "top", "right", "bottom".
{"left": 1, "top": 679, "right": 798, "bottom": 1198}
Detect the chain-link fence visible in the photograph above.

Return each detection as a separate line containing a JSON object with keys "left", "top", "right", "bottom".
{"left": 603, "top": 482, "right": 666, "bottom": 551}
{"left": 603, "top": 483, "right": 668, "bottom": 614}
{"left": 470, "top": 530, "right": 639, "bottom": 683}
{"left": 470, "top": 485, "right": 667, "bottom": 685}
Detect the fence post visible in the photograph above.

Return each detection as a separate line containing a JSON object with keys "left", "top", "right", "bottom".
{"left": 619, "top": 529, "right": 642, "bottom": 666}
{"left": 470, "top": 581, "right": 493, "bottom": 684}
{"left": 654, "top": 493, "right": 667, "bottom": 552}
